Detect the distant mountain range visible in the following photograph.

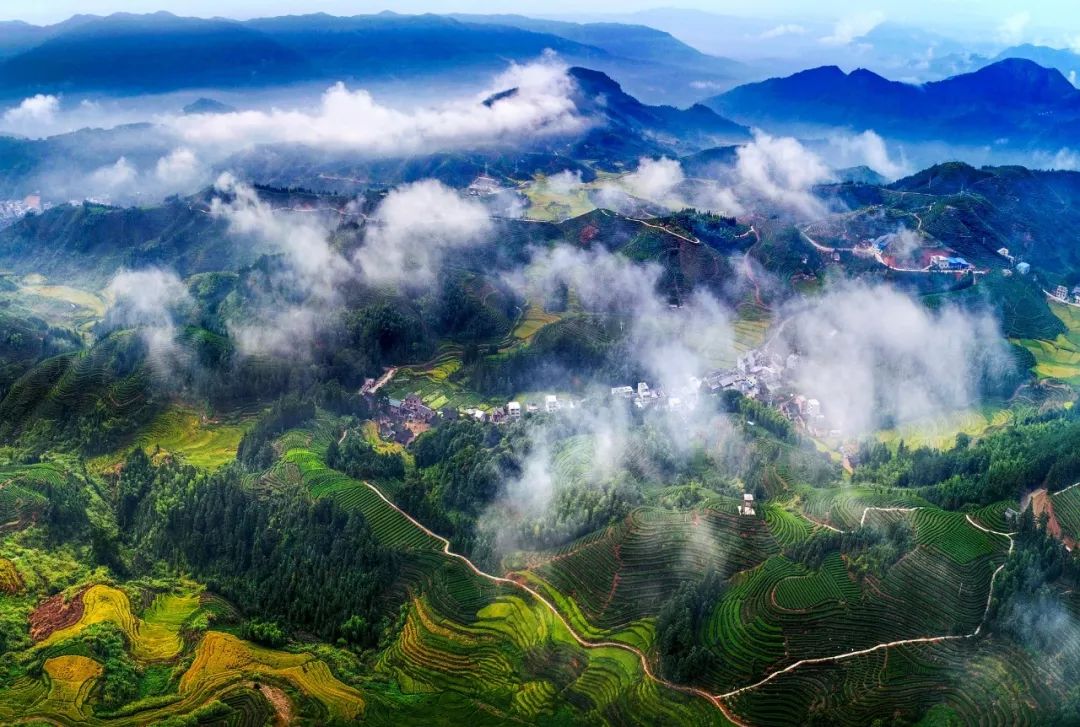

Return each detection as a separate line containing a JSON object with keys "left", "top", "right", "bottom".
{"left": 223, "top": 66, "right": 748, "bottom": 194}
{"left": 0, "top": 65, "right": 747, "bottom": 202}
{"left": 0, "top": 11, "right": 750, "bottom": 107}
{"left": 707, "top": 58, "right": 1080, "bottom": 148}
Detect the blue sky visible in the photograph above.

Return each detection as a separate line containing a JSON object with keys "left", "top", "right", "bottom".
{"left": 0, "top": 1, "right": 1077, "bottom": 41}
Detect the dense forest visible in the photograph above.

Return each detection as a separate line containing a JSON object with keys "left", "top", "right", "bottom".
{"left": 854, "top": 406, "right": 1080, "bottom": 507}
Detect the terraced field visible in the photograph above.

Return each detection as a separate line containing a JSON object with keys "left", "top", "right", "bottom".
{"left": 0, "top": 462, "right": 54, "bottom": 525}
{"left": 40, "top": 655, "right": 102, "bottom": 721}
{"left": 376, "top": 595, "right": 726, "bottom": 725}
{"left": 130, "top": 406, "right": 249, "bottom": 469}
{"left": 16, "top": 278, "right": 105, "bottom": 335}
{"left": 728, "top": 637, "right": 1052, "bottom": 726}
{"left": 384, "top": 359, "right": 491, "bottom": 412}
{"left": 361, "top": 420, "right": 412, "bottom": 463}
{"left": 513, "top": 301, "right": 564, "bottom": 341}
{"left": 730, "top": 309, "right": 770, "bottom": 361}
{"left": 1052, "top": 484, "right": 1080, "bottom": 540}
{"left": 797, "top": 486, "right": 933, "bottom": 531}
{"left": 2, "top": 628, "right": 366, "bottom": 725}
{"left": 180, "top": 631, "right": 365, "bottom": 721}
{"left": 0, "top": 556, "right": 22, "bottom": 593}
{"left": 909, "top": 509, "right": 1003, "bottom": 564}
{"left": 968, "top": 500, "right": 1021, "bottom": 533}
{"left": 764, "top": 502, "right": 821, "bottom": 547}
{"left": 37, "top": 584, "right": 200, "bottom": 660}
{"left": 532, "top": 507, "right": 780, "bottom": 631}
{"left": 875, "top": 406, "right": 1013, "bottom": 451}
{"left": 92, "top": 405, "right": 251, "bottom": 472}
{"left": 0, "top": 331, "right": 154, "bottom": 442}
{"left": 285, "top": 448, "right": 441, "bottom": 551}
{"left": 773, "top": 553, "right": 860, "bottom": 610}
{"left": 1017, "top": 299, "right": 1080, "bottom": 384}
{"left": 691, "top": 503, "right": 1013, "bottom": 696}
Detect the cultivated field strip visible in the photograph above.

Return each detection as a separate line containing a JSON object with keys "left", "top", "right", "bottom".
{"left": 329, "top": 470, "right": 1019, "bottom": 725}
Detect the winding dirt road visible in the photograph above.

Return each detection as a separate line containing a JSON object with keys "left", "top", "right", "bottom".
{"left": 718, "top": 510, "right": 1015, "bottom": 699}
{"left": 357, "top": 478, "right": 747, "bottom": 725}
{"left": 351, "top": 460, "right": 1017, "bottom": 725}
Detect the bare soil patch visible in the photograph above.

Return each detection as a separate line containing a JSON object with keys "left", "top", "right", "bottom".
{"left": 30, "top": 588, "right": 86, "bottom": 641}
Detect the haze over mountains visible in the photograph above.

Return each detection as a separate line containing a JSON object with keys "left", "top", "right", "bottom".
{"left": 709, "top": 58, "right": 1080, "bottom": 148}
{"left": 0, "top": 11, "right": 751, "bottom": 106}
{"left": 0, "top": 7, "right": 1079, "bottom": 202}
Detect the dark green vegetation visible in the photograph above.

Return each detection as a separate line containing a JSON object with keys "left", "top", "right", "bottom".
{"left": 854, "top": 405, "right": 1080, "bottom": 508}
{"left": 120, "top": 449, "right": 396, "bottom": 647}
{"left": 3, "top": 155, "right": 1080, "bottom": 727}
{"left": 821, "top": 162, "right": 1080, "bottom": 284}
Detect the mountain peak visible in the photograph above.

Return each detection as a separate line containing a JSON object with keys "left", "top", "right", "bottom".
{"left": 934, "top": 57, "right": 1077, "bottom": 104}
{"left": 568, "top": 66, "right": 624, "bottom": 95}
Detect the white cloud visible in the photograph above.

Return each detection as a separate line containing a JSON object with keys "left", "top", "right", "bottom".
{"left": 622, "top": 157, "right": 685, "bottom": 202}
{"left": 3, "top": 94, "right": 59, "bottom": 127}
{"left": 781, "top": 283, "right": 1010, "bottom": 435}
{"left": 734, "top": 132, "right": 831, "bottom": 217}
{"left": 760, "top": 24, "right": 807, "bottom": 40}
{"left": 820, "top": 12, "right": 885, "bottom": 46}
{"left": 154, "top": 147, "right": 202, "bottom": 186}
{"left": 105, "top": 268, "right": 190, "bottom": 327}
{"left": 485, "top": 241, "right": 742, "bottom": 553}
{"left": 511, "top": 244, "right": 735, "bottom": 391}
{"left": 89, "top": 157, "right": 138, "bottom": 193}
{"left": 998, "top": 12, "right": 1031, "bottom": 44}
{"left": 355, "top": 179, "right": 493, "bottom": 288}
{"left": 209, "top": 175, "right": 495, "bottom": 356}
{"left": 1029, "top": 147, "right": 1080, "bottom": 171}
{"left": 169, "top": 56, "right": 586, "bottom": 156}
{"left": 211, "top": 172, "right": 350, "bottom": 302}
{"left": 104, "top": 268, "right": 192, "bottom": 375}
{"left": 209, "top": 173, "right": 358, "bottom": 357}
{"left": 826, "top": 130, "right": 909, "bottom": 180}
{"left": 545, "top": 169, "right": 584, "bottom": 194}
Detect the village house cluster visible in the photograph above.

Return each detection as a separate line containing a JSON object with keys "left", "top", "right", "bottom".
{"left": 0, "top": 194, "right": 46, "bottom": 228}
{"left": 376, "top": 393, "right": 436, "bottom": 445}
{"left": 465, "top": 393, "right": 579, "bottom": 424}
{"left": 928, "top": 254, "right": 972, "bottom": 272}
{"left": 702, "top": 347, "right": 844, "bottom": 438}
{"left": 1052, "top": 284, "right": 1080, "bottom": 305}
{"left": 609, "top": 380, "right": 698, "bottom": 411}
{"left": 362, "top": 335, "right": 845, "bottom": 453}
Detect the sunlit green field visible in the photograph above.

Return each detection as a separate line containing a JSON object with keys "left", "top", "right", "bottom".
{"left": 91, "top": 404, "right": 253, "bottom": 472}
{"left": 875, "top": 406, "right": 1013, "bottom": 451}
{"left": 1017, "top": 299, "right": 1080, "bottom": 384}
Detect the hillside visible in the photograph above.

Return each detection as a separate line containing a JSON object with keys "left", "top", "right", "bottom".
{"left": 0, "top": 199, "right": 240, "bottom": 284}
